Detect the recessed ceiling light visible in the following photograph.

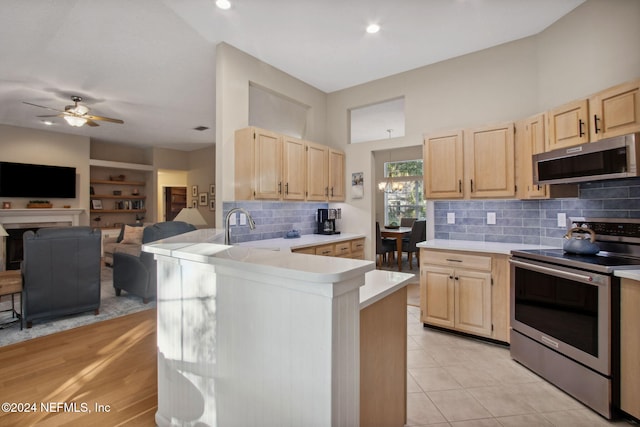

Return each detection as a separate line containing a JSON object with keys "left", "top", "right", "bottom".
{"left": 216, "top": 0, "right": 231, "bottom": 10}
{"left": 366, "top": 23, "right": 380, "bottom": 34}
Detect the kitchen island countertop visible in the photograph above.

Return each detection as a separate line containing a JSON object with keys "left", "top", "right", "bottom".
{"left": 417, "top": 239, "right": 559, "bottom": 255}
{"left": 238, "top": 232, "right": 366, "bottom": 252}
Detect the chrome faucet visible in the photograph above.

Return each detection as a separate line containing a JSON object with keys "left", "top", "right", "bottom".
{"left": 224, "top": 208, "right": 256, "bottom": 245}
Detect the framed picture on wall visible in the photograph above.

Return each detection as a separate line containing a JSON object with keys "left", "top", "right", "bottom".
{"left": 209, "top": 184, "right": 215, "bottom": 196}
{"left": 209, "top": 199, "right": 215, "bottom": 211}
{"left": 351, "top": 172, "right": 364, "bottom": 199}
{"left": 199, "top": 193, "right": 208, "bottom": 206}
{"left": 191, "top": 185, "right": 198, "bottom": 197}
{"left": 192, "top": 199, "right": 197, "bottom": 208}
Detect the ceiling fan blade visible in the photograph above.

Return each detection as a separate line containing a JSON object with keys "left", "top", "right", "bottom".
{"left": 85, "top": 119, "right": 100, "bottom": 127}
{"left": 37, "top": 114, "right": 64, "bottom": 118}
{"left": 85, "top": 114, "right": 124, "bottom": 124}
{"left": 23, "top": 101, "right": 65, "bottom": 114}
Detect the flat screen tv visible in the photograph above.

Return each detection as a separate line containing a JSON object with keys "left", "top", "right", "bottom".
{"left": 0, "top": 161, "right": 76, "bottom": 198}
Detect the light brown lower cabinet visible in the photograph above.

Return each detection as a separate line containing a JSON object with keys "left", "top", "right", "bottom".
{"left": 360, "top": 286, "right": 407, "bottom": 427}
{"left": 420, "top": 248, "right": 510, "bottom": 343}
{"left": 291, "top": 238, "right": 365, "bottom": 259}
{"left": 620, "top": 278, "right": 640, "bottom": 419}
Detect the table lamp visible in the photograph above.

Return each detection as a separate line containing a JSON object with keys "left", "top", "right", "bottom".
{"left": 173, "top": 207, "right": 208, "bottom": 228}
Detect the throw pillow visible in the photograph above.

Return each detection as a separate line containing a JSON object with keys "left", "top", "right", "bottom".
{"left": 121, "top": 225, "right": 144, "bottom": 245}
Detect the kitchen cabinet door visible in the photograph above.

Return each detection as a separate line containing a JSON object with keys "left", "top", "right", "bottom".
{"left": 546, "top": 99, "right": 589, "bottom": 151}
{"left": 465, "top": 122, "right": 515, "bottom": 198}
{"left": 282, "top": 136, "right": 306, "bottom": 200}
{"left": 420, "top": 266, "right": 455, "bottom": 328}
{"left": 454, "top": 269, "right": 492, "bottom": 337}
{"left": 423, "top": 130, "right": 464, "bottom": 199}
{"left": 306, "top": 142, "right": 328, "bottom": 201}
{"left": 328, "top": 149, "right": 345, "bottom": 201}
{"left": 621, "top": 278, "right": 640, "bottom": 419}
{"left": 254, "top": 129, "right": 283, "bottom": 200}
{"left": 520, "top": 114, "right": 547, "bottom": 198}
{"left": 590, "top": 78, "right": 640, "bottom": 141}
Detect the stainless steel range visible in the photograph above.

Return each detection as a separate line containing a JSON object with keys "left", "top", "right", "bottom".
{"left": 510, "top": 217, "right": 640, "bottom": 419}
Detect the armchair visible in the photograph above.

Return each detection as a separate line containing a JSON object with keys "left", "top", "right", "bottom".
{"left": 22, "top": 226, "right": 101, "bottom": 328}
{"left": 113, "top": 221, "right": 196, "bottom": 303}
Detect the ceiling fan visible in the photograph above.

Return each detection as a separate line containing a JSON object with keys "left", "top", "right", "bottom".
{"left": 23, "top": 95, "right": 124, "bottom": 127}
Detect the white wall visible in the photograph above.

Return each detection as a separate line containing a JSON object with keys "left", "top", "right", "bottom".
{"left": 326, "top": 0, "right": 640, "bottom": 259}
{"left": 215, "top": 42, "right": 328, "bottom": 226}
{"left": 0, "top": 124, "right": 91, "bottom": 225}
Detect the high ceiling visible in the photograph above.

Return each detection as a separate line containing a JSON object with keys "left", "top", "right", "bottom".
{"left": 0, "top": 0, "right": 585, "bottom": 151}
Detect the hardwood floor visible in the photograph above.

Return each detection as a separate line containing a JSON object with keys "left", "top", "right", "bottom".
{"left": 0, "top": 309, "right": 157, "bottom": 427}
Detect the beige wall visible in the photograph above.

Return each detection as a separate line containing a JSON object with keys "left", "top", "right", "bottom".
{"left": 188, "top": 145, "right": 216, "bottom": 227}
{"left": 0, "top": 124, "right": 91, "bottom": 224}
{"left": 215, "top": 42, "right": 328, "bottom": 225}
{"left": 326, "top": 0, "right": 640, "bottom": 259}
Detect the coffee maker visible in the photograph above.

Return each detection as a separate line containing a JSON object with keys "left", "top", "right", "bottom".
{"left": 316, "top": 208, "right": 341, "bottom": 235}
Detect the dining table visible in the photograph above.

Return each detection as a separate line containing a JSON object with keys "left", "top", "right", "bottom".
{"left": 380, "top": 226, "right": 412, "bottom": 271}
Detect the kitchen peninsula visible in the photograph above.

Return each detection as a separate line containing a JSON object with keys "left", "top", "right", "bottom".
{"left": 143, "top": 230, "right": 412, "bottom": 427}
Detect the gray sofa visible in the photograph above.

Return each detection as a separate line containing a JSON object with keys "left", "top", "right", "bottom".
{"left": 102, "top": 223, "right": 147, "bottom": 266}
{"left": 22, "top": 226, "right": 102, "bottom": 328}
{"left": 113, "top": 221, "right": 196, "bottom": 303}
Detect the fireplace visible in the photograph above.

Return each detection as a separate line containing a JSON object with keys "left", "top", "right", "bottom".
{"left": 0, "top": 208, "right": 84, "bottom": 271}
{"left": 5, "top": 228, "right": 38, "bottom": 270}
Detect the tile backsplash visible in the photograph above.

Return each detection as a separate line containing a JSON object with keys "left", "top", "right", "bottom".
{"left": 222, "top": 201, "right": 328, "bottom": 244}
{"left": 434, "top": 177, "right": 640, "bottom": 247}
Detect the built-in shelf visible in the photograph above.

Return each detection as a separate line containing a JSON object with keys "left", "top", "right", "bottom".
{"left": 89, "top": 159, "right": 154, "bottom": 171}
{"left": 90, "top": 179, "right": 146, "bottom": 186}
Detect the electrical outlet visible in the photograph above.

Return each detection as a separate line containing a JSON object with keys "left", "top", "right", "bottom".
{"left": 229, "top": 213, "right": 237, "bottom": 226}
{"left": 447, "top": 212, "right": 455, "bottom": 224}
{"left": 557, "top": 212, "right": 567, "bottom": 227}
{"left": 487, "top": 212, "right": 496, "bottom": 225}
{"left": 240, "top": 213, "right": 247, "bottom": 225}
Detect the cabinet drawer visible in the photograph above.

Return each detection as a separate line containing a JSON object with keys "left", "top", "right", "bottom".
{"left": 292, "top": 247, "right": 315, "bottom": 255}
{"left": 315, "top": 244, "right": 335, "bottom": 257}
{"left": 422, "top": 250, "right": 491, "bottom": 271}
{"left": 0, "top": 271, "right": 22, "bottom": 295}
{"left": 351, "top": 238, "right": 365, "bottom": 253}
{"left": 335, "top": 242, "right": 351, "bottom": 256}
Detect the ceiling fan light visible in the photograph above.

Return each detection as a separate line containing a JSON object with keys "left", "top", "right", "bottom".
{"left": 216, "top": 0, "right": 231, "bottom": 10}
{"left": 73, "top": 104, "right": 89, "bottom": 115}
{"left": 64, "top": 115, "right": 87, "bottom": 127}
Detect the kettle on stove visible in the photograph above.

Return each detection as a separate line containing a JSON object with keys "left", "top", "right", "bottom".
{"left": 563, "top": 227, "right": 600, "bottom": 255}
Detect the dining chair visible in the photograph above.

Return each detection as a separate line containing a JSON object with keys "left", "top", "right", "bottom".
{"left": 400, "top": 217, "right": 417, "bottom": 228}
{"left": 375, "top": 222, "right": 396, "bottom": 269}
{"left": 401, "top": 220, "right": 426, "bottom": 269}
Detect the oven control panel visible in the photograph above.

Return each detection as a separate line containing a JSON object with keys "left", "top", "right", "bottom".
{"left": 570, "top": 218, "right": 640, "bottom": 243}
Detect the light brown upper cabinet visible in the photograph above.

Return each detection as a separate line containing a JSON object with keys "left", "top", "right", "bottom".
{"left": 235, "top": 126, "right": 344, "bottom": 202}
{"left": 423, "top": 130, "right": 464, "bottom": 199}
{"left": 282, "top": 135, "right": 306, "bottom": 201}
{"left": 589, "top": 78, "right": 640, "bottom": 141}
{"left": 465, "top": 122, "right": 515, "bottom": 198}
{"left": 305, "top": 141, "right": 329, "bottom": 201}
{"left": 546, "top": 78, "right": 640, "bottom": 151}
{"left": 515, "top": 114, "right": 578, "bottom": 200}
{"left": 546, "top": 99, "right": 589, "bottom": 151}
{"left": 328, "top": 149, "right": 345, "bottom": 201}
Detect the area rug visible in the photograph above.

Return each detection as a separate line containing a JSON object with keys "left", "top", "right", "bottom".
{"left": 0, "top": 267, "right": 155, "bottom": 347}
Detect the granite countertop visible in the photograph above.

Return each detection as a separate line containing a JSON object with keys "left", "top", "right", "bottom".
{"left": 143, "top": 229, "right": 374, "bottom": 284}
{"left": 238, "top": 232, "right": 366, "bottom": 252}
{"left": 360, "top": 270, "right": 414, "bottom": 309}
{"left": 417, "top": 239, "right": 560, "bottom": 255}
{"left": 615, "top": 270, "right": 640, "bottom": 281}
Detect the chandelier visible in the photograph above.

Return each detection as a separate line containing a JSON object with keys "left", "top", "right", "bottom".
{"left": 378, "top": 131, "right": 404, "bottom": 193}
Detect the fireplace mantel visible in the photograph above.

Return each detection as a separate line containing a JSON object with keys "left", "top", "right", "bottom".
{"left": 0, "top": 208, "right": 84, "bottom": 228}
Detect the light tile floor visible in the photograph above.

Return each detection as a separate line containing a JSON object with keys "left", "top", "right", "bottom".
{"left": 405, "top": 305, "right": 636, "bottom": 427}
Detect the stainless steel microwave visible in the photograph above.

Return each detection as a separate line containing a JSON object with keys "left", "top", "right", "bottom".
{"left": 533, "top": 133, "right": 640, "bottom": 185}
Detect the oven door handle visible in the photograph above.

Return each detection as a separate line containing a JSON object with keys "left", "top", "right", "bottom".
{"left": 509, "top": 259, "right": 594, "bottom": 283}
